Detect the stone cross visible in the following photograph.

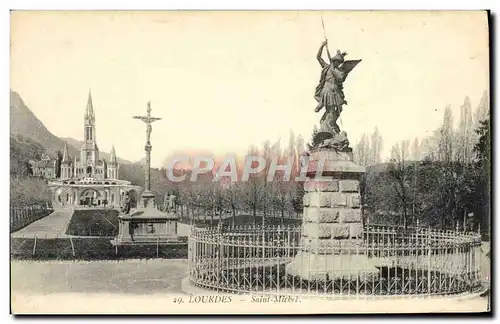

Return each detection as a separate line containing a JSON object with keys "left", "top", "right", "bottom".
{"left": 133, "top": 101, "right": 162, "bottom": 192}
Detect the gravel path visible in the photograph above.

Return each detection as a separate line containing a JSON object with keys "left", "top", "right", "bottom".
{"left": 11, "top": 259, "right": 188, "bottom": 295}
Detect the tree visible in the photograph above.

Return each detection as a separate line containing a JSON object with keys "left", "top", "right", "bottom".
{"left": 293, "top": 134, "right": 306, "bottom": 216}
{"left": 435, "top": 106, "right": 457, "bottom": 228}
{"left": 55, "top": 150, "right": 63, "bottom": 178}
{"left": 354, "top": 133, "right": 370, "bottom": 166}
{"left": 472, "top": 118, "right": 491, "bottom": 236}
{"left": 10, "top": 177, "right": 52, "bottom": 207}
{"left": 307, "top": 125, "right": 320, "bottom": 151}
{"left": 271, "top": 168, "right": 290, "bottom": 224}
{"left": 370, "top": 127, "right": 383, "bottom": 165}
{"left": 260, "top": 140, "right": 274, "bottom": 225}
{"left": 455, "top": 96, "right": 475, "bottom": 164}
{"left": 239, "top": 145, "right": 266, "bottom": 224}
{"left": 388, "top": 140, "right": 412, "bottom": 229}
{"left": 364, "top": 93, "right": 490, "bottom": 231}
{"left": 223, "top": 183, "right": 240, "bottom": 225}
{"left": 420, "top": 129, "right": 441, "bottom": 161}
{"left": 474, "top": 90, "right": 489, "bottom": 127}
{"left": 410, "top": 137, "right": 421, "bottom": 161}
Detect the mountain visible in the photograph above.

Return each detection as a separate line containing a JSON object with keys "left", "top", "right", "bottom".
{"left": 135, "top": 157, "right": 147, "bottom": 166}
{"left": 59, "top": 137, "right": 82, "bottom": 150}
{"left": 10, "top": 90, "right": 132, "bottom": 164}
{"left": 10, "top": 90, "right": 80, "bottom": 158}
{"left": 9, "top": 90, "right": 167, "bottom": 188}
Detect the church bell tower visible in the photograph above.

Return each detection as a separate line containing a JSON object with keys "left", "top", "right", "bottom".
{"left": 81, "top": 89, "right": 99, "bottom": 175}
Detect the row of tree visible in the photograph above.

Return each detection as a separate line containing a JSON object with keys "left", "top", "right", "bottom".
{"left": 359, "top": 91, "right": 490, "bottom": 233}
{"left": 154, "top": 132, "right": 307, "bottom": 225}
{"left": 147, "top": 92, "right": 490, "bottom": 232}
{"left": 10, "top": 90, "right": 490, "bottom": 233}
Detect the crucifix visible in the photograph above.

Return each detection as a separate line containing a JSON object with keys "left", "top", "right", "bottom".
{"left": 133, "top": 101, "right": 162, "bottom": 195}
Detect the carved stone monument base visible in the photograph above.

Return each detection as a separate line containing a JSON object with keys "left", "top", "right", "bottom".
{"left": 285, "top": 149, "right": 379, "bottom": 280}
{"left": 286, "top": 251, "right": 379, "bottom": 281}
{"left": 113, "top": 193, "right": 180, "bottom": 245}
{"left": 138, "top": 190, "right": 155, "bottom": 209}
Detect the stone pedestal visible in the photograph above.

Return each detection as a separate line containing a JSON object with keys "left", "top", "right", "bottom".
{"left": 113, "top": 192, "right": 180, "bottom": 245}
{"left": 286, "top": 149, "right": 379, "bottom": 280}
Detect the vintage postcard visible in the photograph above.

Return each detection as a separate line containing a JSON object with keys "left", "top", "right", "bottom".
{"left": 10, "top": 10, "right": 490, "bottom": 314}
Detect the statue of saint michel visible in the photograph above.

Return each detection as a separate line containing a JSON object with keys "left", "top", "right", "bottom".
{"left": 314, "top": 40, "right": 361, "bottom": 136}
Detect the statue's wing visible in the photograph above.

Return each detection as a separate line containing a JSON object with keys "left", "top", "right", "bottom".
{"left": 340, "top": 59, "right": 362, "bottom": 78}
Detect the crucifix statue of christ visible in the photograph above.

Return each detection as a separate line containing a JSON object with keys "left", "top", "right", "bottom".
{"left": 134, "top": 101, "right": 162, "bottom": 145}
{"left": 133, "top": 101, "right": 162, "bottom": 197}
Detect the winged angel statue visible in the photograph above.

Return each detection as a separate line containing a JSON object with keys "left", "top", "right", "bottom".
{"left": 313, "top": 40, "right": 361, "bottom": 151}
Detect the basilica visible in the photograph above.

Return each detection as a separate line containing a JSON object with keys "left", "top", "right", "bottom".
{"left": 46, "top": 91, "right": 141, "bottom": 208}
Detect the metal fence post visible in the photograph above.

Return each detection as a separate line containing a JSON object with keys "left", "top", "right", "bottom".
{"left": 32, "top": 235, "right": 37, "bottom": 256}
{"left": 70, "top": 236, "right": 76, "bottom": 257}
{"left": 427, "top": 228, "right": 432, "bottom": 296}
{"left": 156, "top": 237, "right": 159, "bottom": 258}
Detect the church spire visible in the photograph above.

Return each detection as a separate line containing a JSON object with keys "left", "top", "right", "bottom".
{"left": 85, "top": 89, "right": 94, "bottom": 118}
{"left": 62, "top": 142, "right": 69, "bottom": 163}
{"left": 110, "top": 145, "right": 117, "bottom": 164}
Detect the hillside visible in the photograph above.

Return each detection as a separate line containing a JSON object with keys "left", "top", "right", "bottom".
{"left": 9, "top": 90, "right": 171, "bottom": 191}
{"left": 10, "top": 134, "right": 46, "bottom": 177}
{"left": 10, "top": 90, "right": 132, "bottom": 165}
{"left": 10, "top": 90, "right": 80, "bottom": 158}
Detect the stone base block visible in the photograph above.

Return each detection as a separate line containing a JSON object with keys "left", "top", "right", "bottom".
{"left": 304, "top": 191, "right": 360, "bottom": 209}
{"left": 339, "top": 209, "right": 362, "bottom": 223}
{"left": 285, "top": 251, "right": 380, "bottom": 281}
{"left": 302, "top": 223, "right": 350, "bottom": 239}
{"left": 303, "top": 207, "right": 340, "bottom": 223}
{"left": 304, "top": 179, "right": 339, "bottom": 192}
{"left": 349, "top": 223, "right": 364, "bottom": 239}
{"left": 351, "top": 195, "right": 361, "bottom": 208}
{"left": 309, "top": 192, "right": 332, "bottom": 207}
{"left": 300, "top": 238, "right": 364, "bottom": 254}
{"left": 338, "top": 180, "right": 360, "bottom": 193}
{"left": 330, "top": 193, "right": 349, "bottom": 208}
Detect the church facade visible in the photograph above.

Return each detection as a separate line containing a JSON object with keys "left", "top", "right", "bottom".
{"left": 59, "top": 90, "right": 119, "bottom": 180}
{"left": 47, "top": 91, "right": 141, "bottom": 208}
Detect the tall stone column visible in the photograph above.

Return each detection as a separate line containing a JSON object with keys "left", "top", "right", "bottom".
{"left": 113, "top": 101, "right": 179, "bottom": 246}
{"left": 133, "top": 102, "right": 161, "bottom": 209}
{"left": 144, "top": 143, "right": 152, "bottom": 193}
{"left": 139, "top": 142, "right": 156, "bottom": 208}
{"left": 286, "top": 149, "right": 378, "bottom": 281}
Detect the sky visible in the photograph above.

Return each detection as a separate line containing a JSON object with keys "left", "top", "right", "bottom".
{"left": 10, "top": 11, "right": 489, "bottom": 168}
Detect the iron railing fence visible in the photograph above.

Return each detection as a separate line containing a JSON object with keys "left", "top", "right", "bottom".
{"left": 188, "top": 224, "right": 483, "bottom": 298}
{"left": 10, "top": 205, "right": 53, "bottom": 233}
{"left": 11, "top": 234, "right": 188, "bottom": 260}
